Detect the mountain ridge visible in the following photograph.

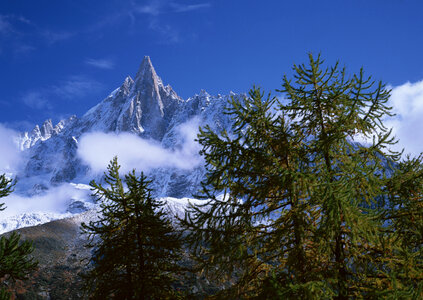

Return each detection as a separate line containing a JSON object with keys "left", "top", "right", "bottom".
{"left": 3, "top": 56, "right": 240, "bottom": 233}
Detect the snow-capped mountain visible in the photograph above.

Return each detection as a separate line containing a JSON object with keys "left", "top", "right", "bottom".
{"left": 0, "top": 56, "right": 243, "bottom": 232}
{"left": 18, "top": 56, "right": 237, "bottom": 197}
{"left": 0, "top": 56, "right": 240, "bottom": 232}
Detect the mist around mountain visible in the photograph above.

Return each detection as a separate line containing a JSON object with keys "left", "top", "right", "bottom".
{"left": 0, "top": 56, "right": 240, "bottom": 233}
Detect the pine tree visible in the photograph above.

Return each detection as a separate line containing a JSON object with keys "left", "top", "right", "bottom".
{"left": 81, "top": 157, "right": 185, "bottom": 299}
{"left": 181, "top": 88, "right": 324, "bottom": 299}
{"left": 379, "top": 155, "right": 423, "bottom": 298}
{"left": 0, "top": 174, "right": 38, "bottom": 300}
{"left": 181, "top": 54, "right": 408, "bottom": 298}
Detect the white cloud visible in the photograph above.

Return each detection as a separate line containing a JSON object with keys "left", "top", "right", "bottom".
{"left": 132, "top": 1, "right": 210, "bottom": 43}
{"left": 0, "top": 183, "right": 89, "bottom": 218}
{"left": 52, "top": 75, "right": 103, "bottom": 99}
{"left": 136, "top": 1, "right": 211, "bottom": 15}
{"left": 86, "top": 1, "right": 210, "bottom": 44}
{"left": 0, "top": 15, "right": 36, "bottom": 56}
{"left": 22, "top": 75, "right": 103, "bottom": 109}
{"left": 0, "top": 15, "right": 13, "bottom": 35}
{"left": 136, "top": 1, "right": 162, "bottom": 16}
{"left": 77, "top": 118, "right": 202, "bottom": 174}
{"left": 148, "top": 18, "right": 180, "bottom": 43}
{"left": 385, "top": 80, "right": 423, "bottom": 156}
{"left": 0, "top": 124, "right": 24, "bottom": 174}
{"left": 22, "top": 91, "right": 51, "bottom": 110}
{"left": 85, "top": 58, "right": 115, "bottom": 70}
{"left": 170, "top": 2, "right": 211, "bottom": 13}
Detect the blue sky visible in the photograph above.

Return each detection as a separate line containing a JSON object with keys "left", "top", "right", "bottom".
{"left": 1, "top": 0, "right": 423, "bottom": 132}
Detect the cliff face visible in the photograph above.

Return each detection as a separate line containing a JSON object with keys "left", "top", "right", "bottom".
{"left": 17, "top": 56, "right": 239, "bottom": 198}
{"left": 0, "top": 56, "right": 243, "bottom": 236}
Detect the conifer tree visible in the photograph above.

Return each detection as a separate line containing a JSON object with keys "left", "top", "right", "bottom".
{"left": 181, "top": 88, "right": 324, "bottom": 299}
{"left": 380, "top": 155, "right": 423, "bottom": 298}
{"left": 182, "top": 54, "right": 409, "bottom": 298}
{"left": 0, "top": 174, "right": 38, "bottom": 300}
{"left": 81, "top": 157, "right": 185, "bottom": 299}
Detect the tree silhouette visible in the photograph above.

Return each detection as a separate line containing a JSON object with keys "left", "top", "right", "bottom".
{"left": 81, "top": 158, "right": 185, "bottom": 299}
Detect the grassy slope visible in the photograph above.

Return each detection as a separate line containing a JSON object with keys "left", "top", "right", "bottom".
{"left": 3, "top": 212, "right": 219, "bottom": 299}
{"left": 3, "top": 216, "right": 90, "bottom": 299}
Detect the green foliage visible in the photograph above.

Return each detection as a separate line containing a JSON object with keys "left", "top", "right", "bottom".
{"left": 0, "top": 175, "right": 14, "bottom": 210}
{"left": 182, "top": 54, "right": 422, "bottom": 298}
{"left": 0, "top": 288, "right": 11, "bottom": 300}
{"left": 0, "top": 232, "right": 38, "bottom": 280}
{"left": 380, "top": 155, "right": 423, "bottom": 298}
{"left": 81, "top": 157, "right": 185, "bottom": 299}
{"left": 0, "top": 174, "right": 38, "bottom": 299}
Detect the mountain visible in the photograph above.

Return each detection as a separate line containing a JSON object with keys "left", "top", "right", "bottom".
{"left": 2, "top": 56, "right": 239, "bottom": 233}
{"left": 17, "top": 56, "right": 237, "bottom": 196}
{"left": 0, "top": 57, "right": 238, "bottom": 297}
{"left": 5, "top": 198, "right": 216, "bottom": 299}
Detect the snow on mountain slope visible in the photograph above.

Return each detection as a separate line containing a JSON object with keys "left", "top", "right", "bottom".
{"left": 17, "top": 116, "right": 76, "bottom": 151}
{"left": 0, "top": 183, "right": 93, "bottom": 234}
{"left": 0, "top": 212, "right": 73, "bottom": 235}
{"left": 0, "top": 196, "right": 204, "bottom": 235}
{"left": 1, "top": 56, "right": 241, "bottom": 232}
{"left": 17, "top": 56, "right": 238, "bottom": 197}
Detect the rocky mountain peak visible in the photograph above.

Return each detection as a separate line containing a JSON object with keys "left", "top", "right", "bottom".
{"left": 18, "top": 117, "right": 72, "bottom": 150}
{"left": 31, "top": 124, "right": 41, "bottom": 136}
{"left": 118, "top": 76, "right": 134, "bottom": 97}
{"left": 54, "top": 115, "right": 76, "bottom": 133}
{"left": 40, "top": 119, "right": 54, "bottom": 139}
{"left": 134, "top": 56, "right": 164, "bottom": 114}
{"left": 16, "top": 55, "right": 236, "bottom": 196}
{"left": 134, "top": 56, "right": 161, "bottom": 85}
{"left": 129, "top": 56, "right": 183, "bottom": 139}
{"left": 123, "top": 75, "right": 134, "bottom": 87}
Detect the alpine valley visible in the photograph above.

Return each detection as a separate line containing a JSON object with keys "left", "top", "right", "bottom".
{"left": 2, "top": 56, "right": 240, "bottom": 233}
{"left": 0, "top": 57, "right": 239, "bottom": 298}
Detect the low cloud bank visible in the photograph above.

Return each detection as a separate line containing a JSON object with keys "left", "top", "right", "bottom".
{"left": 77, "top": 118, "right": 203, "bottom": 174}
{"left": 386, "top": 80, "right": 423, "bottom": 156}
{"left": 0, "top": 124, "right": 23, "bottom": 174}
{"left": 0, "top": 183, "right": 90, "bottom": 218}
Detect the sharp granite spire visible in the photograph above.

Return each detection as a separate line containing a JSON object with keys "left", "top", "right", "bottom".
{"left": 18, "top": 55, "right": 237, "bottom": 197}
{"left": 73, "top": 56, "right": 182, "bottom": 139}
{"left": 130, "top": 56, "right": 182, "bottom": 139}
{"left": 135, "top": 56, "right": 161, "bottom": 85}
{"left": 134, "top": 55, "right": 165, "bottom": 118}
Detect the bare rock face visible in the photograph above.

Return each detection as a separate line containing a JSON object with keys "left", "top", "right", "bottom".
{"left": 132, "top": 56, "right": 182, "bottom": 139}
{"left": 78, "top": 56, "right": 182, "bottom": 138}
{"left": 17, "top": 56, "right": 239, "bottom": 197}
